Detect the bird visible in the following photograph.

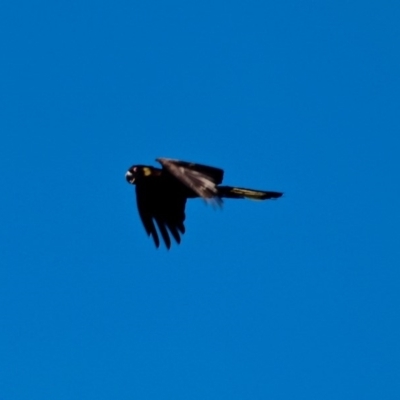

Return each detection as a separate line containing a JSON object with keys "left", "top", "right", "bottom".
{"left": 125, "top": 158, "right": 283, "bottom": 249}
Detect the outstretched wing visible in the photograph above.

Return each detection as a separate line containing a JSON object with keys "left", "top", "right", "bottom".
{"left": 135, "top": 181, "right": 186, "bottom": 249}
{"left": 156, "top": 158, "right": 224, "bottom": 202}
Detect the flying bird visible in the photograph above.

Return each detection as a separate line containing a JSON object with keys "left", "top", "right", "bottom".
{"left": 125, "top": 158, "right": 282, "bottom": 249}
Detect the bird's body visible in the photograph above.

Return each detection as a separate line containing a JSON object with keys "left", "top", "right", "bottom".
{"left": 126, "top": 158, "right": 282, "bottom": 249}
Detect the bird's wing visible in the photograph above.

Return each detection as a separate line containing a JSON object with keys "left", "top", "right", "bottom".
{"left": 156, "top": 158, "right": 224, "bottom": 201}
{"left": 135, "top": 182, "right": 186, "bottom": 249}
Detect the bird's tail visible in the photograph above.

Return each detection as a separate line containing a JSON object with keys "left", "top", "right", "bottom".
{"left": 217, "top": 186, "right": 283, "bottom": 200}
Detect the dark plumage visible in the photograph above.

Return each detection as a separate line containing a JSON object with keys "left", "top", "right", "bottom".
{"left": 125, "top": 158, "right": 282, "bottom": 249}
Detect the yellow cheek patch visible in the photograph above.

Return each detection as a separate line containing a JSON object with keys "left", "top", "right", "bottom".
{"left": 143, "top": 167, "right": 152, "bottom": 176}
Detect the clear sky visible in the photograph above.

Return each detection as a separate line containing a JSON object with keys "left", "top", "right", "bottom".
{"left": 1, "top": 0, "right": 399, "bottom": 399}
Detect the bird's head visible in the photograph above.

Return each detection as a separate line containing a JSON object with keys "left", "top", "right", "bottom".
{"left": 125, "top": 165, "right": 158, "bottom": 184}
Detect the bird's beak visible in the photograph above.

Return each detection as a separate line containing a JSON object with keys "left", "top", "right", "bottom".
{"left": 125, "top": 170, "right": 135, "bottom": 184}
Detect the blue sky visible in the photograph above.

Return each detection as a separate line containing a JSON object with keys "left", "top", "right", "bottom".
{"left": 1, "top": 0, "right": 399, "bottom": 398}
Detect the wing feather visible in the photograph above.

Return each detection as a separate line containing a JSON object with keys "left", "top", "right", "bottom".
{"left": 136, "top": 185, "right": 160, "bottom": 248}
{"left": 155, "top": 218, "right": 171, "bottom": 249}
{"left": 157, "top": 158, "right": 223, "bottom": 203}
{"left": 135, "top": 179, "right": 186, "bottom": 249}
